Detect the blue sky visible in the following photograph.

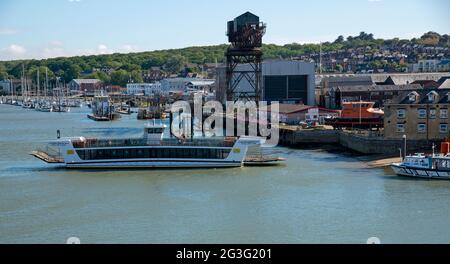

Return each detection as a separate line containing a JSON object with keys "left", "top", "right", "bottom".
{"left": 0, "top": 0, "right": 448, "bottom": 60}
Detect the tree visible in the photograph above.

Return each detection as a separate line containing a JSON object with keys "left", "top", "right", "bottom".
{"left": 84, "top": 71, "right": 111, "bottom": 84}
{"left": 164, "top": 55, "right": 187, "bottom": 74}
{"left": 0, "top": 64, "right": 8, "bottom": 80}
{"left": 110, "top": 69, "right": 129, "bottom": 87}
{"left": 27, "top": 66, "right": 55, "bottom": 84}
{"left": 334, "top": 35, "right": 344, "bottom": 44}
{"left": 62, "top": 63, "right": 81, "bottom": 82}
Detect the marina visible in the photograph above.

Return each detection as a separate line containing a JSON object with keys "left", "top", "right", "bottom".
{"left": 0, "top": 1, "right": 449, "bottom": 249}
{"left": 1, "top": 103, "right": 450, "bottom": 243}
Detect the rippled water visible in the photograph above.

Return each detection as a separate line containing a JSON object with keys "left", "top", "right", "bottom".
{"left": 1, "top": 104, "right": 449, "bottom": 244}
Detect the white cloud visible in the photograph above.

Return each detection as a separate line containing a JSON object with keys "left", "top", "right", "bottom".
{"left": 120, "top": 44, "right": 139, "bottom": 53}
{"left": 97, "top": 44, "right": 112, "bottom": 55}
{"left": 68, "top": 0, "right": 82, "bottom": 2}
{"left": 0, "top": 44, "right": 27, "bottom": 60}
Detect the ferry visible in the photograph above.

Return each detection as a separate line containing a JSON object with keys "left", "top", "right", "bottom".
{"left": 391, "top": 141, "right": 450, "bottom": 180}
{"left": 31, "top": 124, "right": 266, "bottom": 169}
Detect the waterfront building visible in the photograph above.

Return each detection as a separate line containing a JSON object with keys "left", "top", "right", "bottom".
{"left": 127, "top": 83, "right": 161, "bottom": 95}
{"left": 185, "top": 80, "right": 215, "bottom": 93}
{"left": 0, "top": 80, "right": 12, "bottom": 94}
{"left": 159, "top": 78, "right": 212, "bottom": 95}
{"left": 261, "top": 103, "right": 339, "bottom": 125}
{"left": 215, "top": 60, "right": 315, "bottom": 105}
{"left": 317, "top": 73, "right": 450, "bottom": 109}
{"left": 384, "top": 89, "right": 450, "bottom": 140}
{"left": 68, "top": 79, "right": 102, "bottom": 95}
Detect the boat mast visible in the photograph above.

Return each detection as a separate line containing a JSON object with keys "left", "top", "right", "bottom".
{"left": 45, "top": 68, "right": 48, "bottom": 99}
{"left": 37, "top": 68, "right": 40, "bottom": 100}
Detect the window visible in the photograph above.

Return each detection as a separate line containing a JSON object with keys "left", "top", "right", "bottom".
{"left": 397, "top": 124, "right": 405, "bottom": 133}
{"left": 417, "top": 123, "right": 426, "bottom": 133}
{"left": 397, "top": 109, "right": 406, "bottom": 119}
{"left": 429, "top": 109, "right": 437, "bottom": 119}
{"left": 440, "top": 109, "right": 448, "bottom": 119}
{"left": 418, "top": 109, "right": 427, "bottom": 119}
{"left": 440, "top": 124, "right": 448, "bottom": 134}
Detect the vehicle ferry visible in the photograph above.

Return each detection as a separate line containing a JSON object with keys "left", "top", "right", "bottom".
{"left": 31, "top": 124, "right": 266, "bottom": 169}
{"left": 391, "top": 141, "right": 450, "bottom": 180}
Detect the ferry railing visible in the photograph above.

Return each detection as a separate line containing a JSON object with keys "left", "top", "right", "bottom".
{"left": 36, "top": 145, "right": 63, "bottom": 159}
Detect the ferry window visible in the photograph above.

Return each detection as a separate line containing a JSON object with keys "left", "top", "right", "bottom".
{"left": 397, "top": 109, "right": 406, "bottom": 119}
{"left": 418, "top": 109, "right": 427, "bottom": 119}
{"left": 417, "top": 123, "right": 426, "bottom": 133}
{"left": 397, "top": 124, "right": 405, "bottom": 133}
{"left": 150, "top": 148, "right": 156, "bottom": 158}
{"left": 429, "top": 109, "right": 437, "bottom": 119}
{"left": 76, "top": 150, "right": 86, "bottom": 160}
{"left": 440, "top": 109, "right": 448, "bottom": 119}
{"left": 163, "top": 149, "right": 170, "bottom": 158}
{"left": 130, "top": 149, "right": 137, "bottom": 158}
{"left": 440, "top": 124, "right": 448, "bottom": 134}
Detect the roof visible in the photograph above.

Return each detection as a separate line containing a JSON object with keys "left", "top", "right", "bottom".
{"left": 411, "top": 80, "right": 440, "bottom": 88}
{"left": 322, "top": 76, "right": 373, "bottom": 88}
{"left": 329, "top": 84, "right": 422, "bottom": 93}
{"left": 387, "top": 89, "right": 450, "bottom": 105}
{"left": 439, "top": 79, "right": 450, "bottom": 89}
{"left": 187, "top": 80, "right": 215, "bottom": 86}
{"left": 71, "top": 79, "right": 100, "bottom": 84}
{"left": 263, "top": 103, "right": 339, "bottom": 114}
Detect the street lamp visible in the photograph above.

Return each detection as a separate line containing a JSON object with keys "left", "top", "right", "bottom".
{"left": 402, "top": 134, "right": 407, "bottom": 160}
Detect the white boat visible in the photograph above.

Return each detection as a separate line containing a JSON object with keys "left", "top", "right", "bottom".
{"left": 31, "top": 124, "right": 265, "bottom": 169}
{"left": 391, "top": 154, "right": 450, "bottom": 180}
{"left": 36, "top": 102, "right": 53, "bottom": 112}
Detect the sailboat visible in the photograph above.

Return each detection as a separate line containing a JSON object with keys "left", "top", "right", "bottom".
{"left": 37, "top": 68, "right": 52, "bottom": 112}
{"left": 52, "top": 79, "right": 70, "bottom": 113}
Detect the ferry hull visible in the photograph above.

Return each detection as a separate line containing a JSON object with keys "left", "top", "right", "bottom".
{"left": 391, "top": 164, "right": 450, "bottom": 180}
{"left": 65, "top": 161, "right": 242, "bottom": 169}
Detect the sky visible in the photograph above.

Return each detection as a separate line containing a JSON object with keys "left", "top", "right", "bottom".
{"left": 0, "top": 0, "right": 449, "bottom": 61}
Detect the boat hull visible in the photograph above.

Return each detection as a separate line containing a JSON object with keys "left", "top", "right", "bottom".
{"left": 65, "top": 160, "right": 242, "bottom": 169}
{"left": 391, "top": 164, "right": 450, "bottom": 180}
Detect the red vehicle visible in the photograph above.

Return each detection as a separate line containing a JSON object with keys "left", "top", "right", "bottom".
{"left": 325, "top": 102, "right": 384, "bottom": 129}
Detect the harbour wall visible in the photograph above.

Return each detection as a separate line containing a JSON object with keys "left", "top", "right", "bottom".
{"left": 279, "top": 128, "right": 439, "bottom": 155}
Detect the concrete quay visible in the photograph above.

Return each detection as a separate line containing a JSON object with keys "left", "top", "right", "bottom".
{"left": 279, "top": 127, "right": 439, "bottom": 155}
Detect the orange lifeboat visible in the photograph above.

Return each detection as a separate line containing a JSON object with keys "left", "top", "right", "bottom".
{"left": 325, "top": 102, "right": 384, "bottom": 129}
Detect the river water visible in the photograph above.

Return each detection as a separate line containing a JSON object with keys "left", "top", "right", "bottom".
{"left": 0, "top": 104, "right": 449, "bottom": 244}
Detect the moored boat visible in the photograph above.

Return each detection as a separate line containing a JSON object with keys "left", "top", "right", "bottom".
{"left": 88, "top": 93, "right": 120, "bottom": 121}
{"left": 391, "top": 140, "right": 450, "bottom": 180}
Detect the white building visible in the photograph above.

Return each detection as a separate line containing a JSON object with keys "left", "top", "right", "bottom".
{"left": 160, "top": 78, "right": 214, "bottom": 95}
{"left": 127, "top": 83, "right": 161, "bottom": 95}
{"left": 412, "top": 59, "right": 440, "bottom": 72}
{"left": 185, "top": 80, "right": 215, "bottom": 93}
